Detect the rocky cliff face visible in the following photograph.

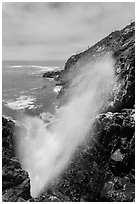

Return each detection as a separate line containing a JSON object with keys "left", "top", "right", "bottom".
{"left": 2, "top": 117, "right": 31, "bottom": 202}
{"left": 57, "top": 22, "right": 135, "bottom": 112}
{"left": 2, "top": 22, "right": 135, "bottom": 202}
{"left": 54, "top": 109, "right": 135, "bottom": 202}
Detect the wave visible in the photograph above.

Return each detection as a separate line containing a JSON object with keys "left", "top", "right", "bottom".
{"left": 8, "top": 64, "right": 61, "bottom": 71}
{"left": 8, "top": 65, "right": 23, "bottom": 68}
{"left": 2, "top": 115, "right": 16, "bottom": 123}
{"left": 29, "top": 87, "right": 39, "bottom": 91}
{"left": 29, "top": 65, "right": 60, "bottom": 70}
{"left": 5, "top": 95, "right": 37, "bottom": 110}
{"left": 3, "top": 88, "right": 17, "bottom": 92}
{"left": 2, "top": 115, "right": 22, "bottom": 127}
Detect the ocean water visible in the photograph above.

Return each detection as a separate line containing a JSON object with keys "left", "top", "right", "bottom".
{"left": 2, "top": 60, "right": 65, "bottom": 122}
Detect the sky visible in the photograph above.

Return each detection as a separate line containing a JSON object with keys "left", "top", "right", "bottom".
{"left": 2, "top": 2, "right": 135, "bottom": 61}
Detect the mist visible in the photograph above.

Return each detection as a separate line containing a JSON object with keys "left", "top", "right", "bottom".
{"left": 16, "top": 54, "right": 115, "bottom": 197}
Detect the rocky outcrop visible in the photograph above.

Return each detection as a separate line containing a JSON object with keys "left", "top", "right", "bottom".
{"left": 54, "top": 109, "right": 135, "bottom": 202}
{"left": 2, "top": 22, "right": 135, "bottom": 202}
{"left": 2, "top": 117, "right": 31, "bottom": 202}
{"left": 43, "top": 70, "right": 61, "bottom": 78}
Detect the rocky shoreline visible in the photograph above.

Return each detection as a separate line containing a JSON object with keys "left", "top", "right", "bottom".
{"left": 2, "top": 22, "right": 135, "bottom": 202}
{"left": 43, "top": 70, "right": 62, "bottom": 79}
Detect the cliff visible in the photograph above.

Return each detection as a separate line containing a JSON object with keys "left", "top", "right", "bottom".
{"left": 2, "top": 22, "right": 135, "bottom": 202}
{"left": 57, "top": 22, "right": 135, "bottom": 112}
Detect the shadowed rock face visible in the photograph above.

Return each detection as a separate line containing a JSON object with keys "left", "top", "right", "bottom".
{"left": 2, "top": 22, "right": 135, "bottom": 202}
{"left": 2, "top": 117, "right": 31, "bottom": 202}
{"left": 52, "top": 109, "right": 134, "bottom": 202}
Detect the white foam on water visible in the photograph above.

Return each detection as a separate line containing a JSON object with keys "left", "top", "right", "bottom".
{"left": 2, "top": 115, "right": 16, "bottom": 123}
{"left": 29, "top": 87, "right": 39, "bottom": 91}
{"left": 53, "top": 86, "right": 62, "bottom": 93}
{"left": 5, "top": 95, "right": 36, "bottom": 110}
{"left": 8, "top": 65, "right": 23, "bottom": 68}
{"left": 8, "top": 64, "right": 60, "bottom": 71}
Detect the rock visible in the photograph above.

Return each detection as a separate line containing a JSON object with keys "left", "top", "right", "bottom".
{"left": 43, "top": 70, "right": 61, "bottom": 78}
{"left": 111, "top": 149, "right": 124, "bottom": 161}
{"left": 57, "top": 22, "right": 135, "bottom": 112}
{"left": 100, "top": 176, "right": 135, "bottom": 202}
{"left": 53, "top": 109, "right": 135, "bottom": 202}
{"left": 17, "top": 197, "right": 26, "bottom": 202}
{"left": 2, "top": 117, "right": 31, "bottom": 202}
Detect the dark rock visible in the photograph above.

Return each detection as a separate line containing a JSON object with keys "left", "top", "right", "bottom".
{"left": 53, "top": 109, "right": 135, "bottom": 202}
{"left": 100, "top": 176, "right": 135, "bottom": 202}
{"left": 17, "top": 197, "right": 26, "bottom": 202}
{"left": 2, "top": 112, "right": 134, "bottom": 202}
{"left": 2, "top": 117, "right": 31, "bottom": 202}
{"left": 43, "top": 70, "right": 61, "bottom": 78}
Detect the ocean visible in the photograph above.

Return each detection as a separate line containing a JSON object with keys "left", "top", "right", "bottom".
{"left": 2, "top": 60, "right": 65, "bottom": 122}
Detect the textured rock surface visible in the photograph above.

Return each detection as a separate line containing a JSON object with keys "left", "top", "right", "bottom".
{"left": 57, "top": 22, "right": 135, "bottom": 112}
{"left": 2, "top": 22, "right": 135, "bottom": 202}
{"left": 2, "top": 117, "right": 31, "bottom": 202}
{"left": 43, "top": 70, "right": 61, "bottom": 78}
{"left": 53, "top": 109, "right": 135, "bottom": 202}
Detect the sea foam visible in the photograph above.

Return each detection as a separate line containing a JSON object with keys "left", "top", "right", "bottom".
{"left": 5, "top": 95, "right": 36, "bottom": 110}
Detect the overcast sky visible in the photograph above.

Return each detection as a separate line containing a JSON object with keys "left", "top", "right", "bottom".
{"left": 2, "top": 2, "right": 135, "bottom": 61}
